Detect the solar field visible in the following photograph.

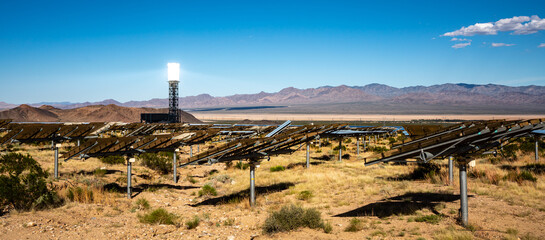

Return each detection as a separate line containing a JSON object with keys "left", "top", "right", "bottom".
{"left": 1, "top": 119, "right": 545, "bottom": 239}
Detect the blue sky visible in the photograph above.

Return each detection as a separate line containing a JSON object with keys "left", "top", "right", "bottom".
{"left": 1, "top": 0, "right": 544, "bottom": 104}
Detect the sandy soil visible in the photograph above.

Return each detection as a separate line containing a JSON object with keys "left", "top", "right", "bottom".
{"left": 191, "top": 113, "right": 545, "bottom": 122}
{"left": 1, "top": 140, "right": 545, "bottom": 240}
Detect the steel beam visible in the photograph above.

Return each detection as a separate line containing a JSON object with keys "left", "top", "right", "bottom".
{"left": 127, "top": 157, "right": 133, "bottom": 199}
{"left": 459, "top": 163, "right": 468, "bottom": 226}
{"left": 53, "top": 142, "right": 59, "bottom": 179}
{"left": 356, "top": 137, "right": 360, "bottom": 156}
{"left": 190, "top": 145, "right": 193, "bottom": 157}
{"left": 448, "top": 156, "right": 454, "bottom": 185}
{"left": 338, "top": 138, "right": 342, "bottom": 162}
{"left": 535, "top": 135, "right": 539, "bottom": 161}
{"left": 173, "top": 149, "right": 178, "bottom": 183}
{"left": 306, "top": 142, "right": 310, "bottom": 169}
{"left": 250, "top": 163, "right": 256, "bottom": 207}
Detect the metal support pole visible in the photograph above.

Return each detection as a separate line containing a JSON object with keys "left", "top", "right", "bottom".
{"left": 338, "top": 138, "right": 343, "bottom": 162}
{"left": 375, "top": 135, "right": 377, "bottom": 143}
{"left": 459, "top": 163, "right": 468, "bottom": 226}
{"left": 306, "top": 142, "right": 310, "bottom": 169}
{"left": 53, "top": 142, "right": 59, "bottom": 179}
{"left": 535, "top": 136, "right": 539, "bottom": 161}
{"left": 448, "top": 156, "right": 454, "bottom": 185}
{"left": 127, "top": 159, "right": 132, "bottom": 199}
{"left": 190, "top": 145, "right": 193, "bottom": 157}
{"left": 250, "top": 163, "right": 256, "bottom": 207}
{"left": 173, "top": 150, "right": 178, "bottom": 183}
{"left": 364, "top": 135, "right": 367, "bottom": 150}
{"left": 77, "top": 139, "right": 80, "bottom": 147}
{"left": 197, "top": 145, "right": 200, "bottom": 153}
{"left": 356, "top": 137, "right": 360, "bottom": 156}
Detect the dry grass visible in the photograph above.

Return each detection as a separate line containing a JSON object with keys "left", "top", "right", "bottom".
{"left": 5, "top": 137, "right": 545, "bottom": 239}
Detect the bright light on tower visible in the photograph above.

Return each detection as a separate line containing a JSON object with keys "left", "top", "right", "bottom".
{"left": 167, "top": 62, "right": 180, "bottom": 81}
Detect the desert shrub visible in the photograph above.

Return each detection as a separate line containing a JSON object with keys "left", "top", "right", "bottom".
{"left": 138, "top": 208, "right": 177, "bottom": 225}
{"left": 333, "top": 145, "right": 347, "bottom": 151}
{"left": 344, "top": 138, "right": 352, "bottom": 144}
{"left": 3, "top": 144, "right": 22, "bottom": 152}
{"left": 504, "top": 170, "right": 537, "bottom": 184}
{"left": 371, "top": 230, "right": 387, "bottom": 237}
{"left": 186, "top": 215, "right": 200, "bottom": 229}
{"left": 297, "top": 190, "right": 313, "bottom": 201}
{"left": 502, "top": 144, "right": 518, "bottom": 161}
{"left": 414, "top": 214, "right": 442, "bottom": 224}
{"left": 344, "top": 218, "right": 364, "bottom": 232}
{"left": 523, "top": 163, "right": 545, "bottom": 175}
{"left": 186, "top": 176, "right": 197, "bottom": 184}
{"left": 368, "top": 146, "right": 389, "bottom": 154}
{"left": 198, "top": 184, "right": 217, "bottom": 197}
{"left": 98, "top": 155, "right": 125, "bottom": 165}
{"left": 488, "top": 156, "right": 503, "bottom": 164}
{"left": 313, "top": 154, "right": 333, "bottom": 161}
{"left": 519, "top": 140, "right": 535, "bottom": 154}
{"left": 93, "top": 168, "right": 107, "bottom": 177}
{"left": 135, "top": 198, "right": 150, "bottom": 210}
{"left": 407, "top": 162, "right": 441, "bottom": 180}
{"left": 323, "top": 221, "right": 333, "bottom": 233}
{"left": 66, "top": 186, "right": 94, "bottom": 203}
{"left": 321, "top": 140, "right": 332, "bottom": 147}
{"left": 223, "top": 218, "right": 235, "bottom": 226}
{"left": 468, "top": 169, "right": 486, "bottom": 179}
{"left": 342, "top": 153, "right": 351, "bottom": 159}
{"left": 211, "top": 174, "right": 231, "bottom": 183}
{"left": 270, "top": 166, "right": 286, "bottom": 172}
{"left": 388, "top": 137, "right": 396, "bottom": 144}
{"left": 138, "top": 152, "right": 173, "bottom": 174}
{"left": 234, "top": 161, "right": 249, "bottom": 170}
{"left": 0, "top": 153, "right": 63, "bottom": 211}
{"left": 469, "top": 168, "right": 501, "bottom": 185}
{"left": 262, "top": 204, "right": 327, "bottom": 234}
{"left": 207, "top": 169, "right": 219, "bottom": 176}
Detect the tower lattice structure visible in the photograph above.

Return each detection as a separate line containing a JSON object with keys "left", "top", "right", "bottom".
{"left": 168, "top": 81, "right": 180, "bottom": 123}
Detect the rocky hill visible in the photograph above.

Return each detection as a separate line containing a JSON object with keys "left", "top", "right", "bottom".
{"left": 0, "top": 104, "right": 201, "bottom": 123}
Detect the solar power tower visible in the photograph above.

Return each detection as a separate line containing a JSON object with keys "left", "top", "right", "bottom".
{"left": 167, "top": 63, "right": 181, "bottom": 123}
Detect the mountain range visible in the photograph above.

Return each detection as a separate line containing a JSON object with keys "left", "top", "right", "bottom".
{"left": 2, "top": 83, "right": 545, "bottom": 115}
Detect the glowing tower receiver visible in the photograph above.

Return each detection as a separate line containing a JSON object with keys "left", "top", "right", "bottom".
{"left": 167, "top": 63, "right": 180, "bottom": 123}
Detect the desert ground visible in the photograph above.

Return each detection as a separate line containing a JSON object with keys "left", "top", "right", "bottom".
{"left": 191, "top": 113, "right": 545, "bottom": 122}
{"left": 1, "top": 134, "right": 545, "bottom": 240}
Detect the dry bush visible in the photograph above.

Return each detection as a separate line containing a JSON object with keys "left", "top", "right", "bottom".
{"left": 262, "top": 204, "right": 327, "bottom": 234}
{"left": 345, "top": 218, "right": 364, "bottom": 232}
{"left": 139, "top": 208, "right": 178, "bottom": 225}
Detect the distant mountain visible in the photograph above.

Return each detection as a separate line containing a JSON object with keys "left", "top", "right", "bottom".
{"left": 0, "top": 104, "right": 202, "bottom": 123}
{"left": 3, "top": 83, "right": 545, "bottom": 111}
{"left": 0, "top": 104, "right": 60, "bottom": 122}
{"left": 0, "top": 101, "right": 18, "bottom": 111}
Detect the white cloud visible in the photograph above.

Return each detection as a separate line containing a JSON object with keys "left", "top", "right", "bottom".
{"left": 452, "top": 42, "right": 471, "bottom": 49}
{"left": 538, "top": 43, "right": 545, "bottom": 48}
{"left": 451, "top": 37, "right": 471, "bottom": 42}
{"left": 444, "top": 22, "right": 495, "bottom": 36}
{"left": 443, "top": 15, "right": 545, "bottom": 36}
{"left": 491, "top": 43, "right": 515, "bottom": 47}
